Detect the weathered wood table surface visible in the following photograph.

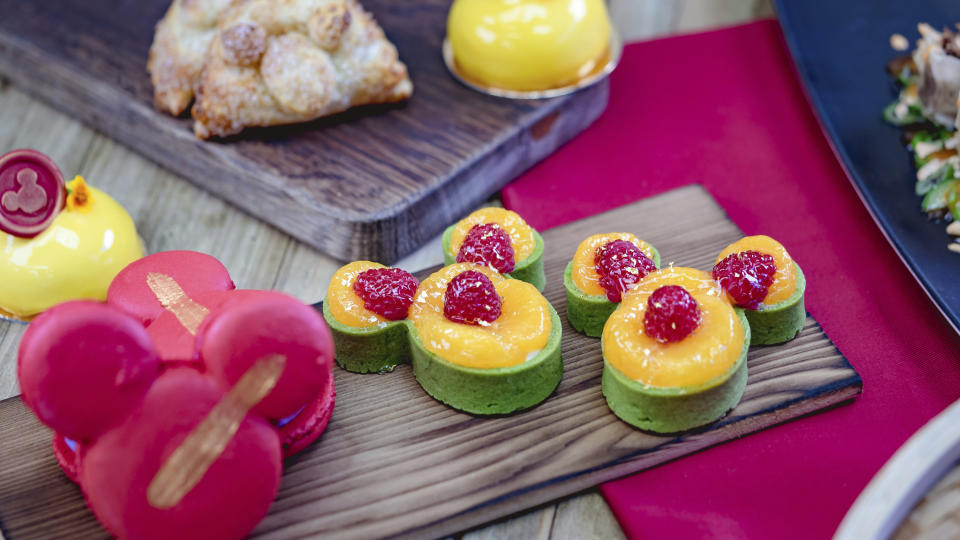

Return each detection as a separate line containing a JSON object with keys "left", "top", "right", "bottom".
{"left": 0, "top": 1, "right": 772, "bottom": 538}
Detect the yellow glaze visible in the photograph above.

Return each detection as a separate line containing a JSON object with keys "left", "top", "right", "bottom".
{"left": 0, "top": 185, "right": 142, "bottom": 319}
{"left": 409, "top": 263, "right": 551, "bottom": 369}
{"left": 572, "top": 233, "right": 656, "bottom": 297}
{"left": 327, "top": 261, "right": 394, "bottom": 328}
{"left": 449, "top": 208, "right": 537, "bottom": 263}
{"left": 716, "top": 235, "right": 796, "bottom": 305}
{"left": 447, "top": 0, "right": 612, "bottom": 92}
{"left": 603, "top": 267, "right": 744, "bottom": 388}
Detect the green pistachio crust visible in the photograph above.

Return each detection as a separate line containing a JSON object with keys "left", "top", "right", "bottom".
{"left": 442, "top": 224, "right": 547, "bottom": 292}
{"left": 410, "top": 306, "right": 563, "bottom": 415}
{"left": 563, "top": 245, "right": 661, "bottom": 338}
{"left": 745, "top": 262, "right": 806, "bottom": 346}
{"left": 322, "top": 300, "right": 411, "bottom": 374}
{"left": 601, "top": 309, "right": 750, "bottom": 433}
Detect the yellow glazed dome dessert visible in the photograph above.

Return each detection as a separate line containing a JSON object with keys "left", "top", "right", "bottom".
{"left": 446, "top": 0, "right": 614, "bottom": 94}
{"left": 0, "top": 149, "right": 143, "bottom": 320}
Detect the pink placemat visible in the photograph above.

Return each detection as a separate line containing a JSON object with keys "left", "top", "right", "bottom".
{"left": 502, "top": 20, "right": 960, "bottom": 539}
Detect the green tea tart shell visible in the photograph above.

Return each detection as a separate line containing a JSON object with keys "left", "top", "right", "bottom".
{"left": 410, "top": 305, "right": 563, "bottom": 415}
{"left": 442, "top": 223, "right": 547, "bottom": 292}
{"left": 745, "top": 262, "right": 806, "bottom": 346}
{"left": 563, "top": 245, "right": 661, "bottom": 338}
{"left": 322, "top": 299, "right": 411, "bottom": 374}
{"left": 601, "top": 309, "right": 750, "bottom": 433}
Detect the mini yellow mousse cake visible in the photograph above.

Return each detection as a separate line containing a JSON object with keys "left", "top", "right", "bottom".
{"left": 601, "top": 267, "right": 749, "bottom": 433}
{"left": 446, "top": 0, "right": 613, "bottom": 92}
{"left": 0, "top": 149, "right": 142, "bottom": 320}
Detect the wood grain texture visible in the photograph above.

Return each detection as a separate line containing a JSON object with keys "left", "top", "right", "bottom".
{"left": 0, "top": 0, "right": 607, "bottom": 263}
{"left": 0, "top": 185, "right": 861, "bottom": 539}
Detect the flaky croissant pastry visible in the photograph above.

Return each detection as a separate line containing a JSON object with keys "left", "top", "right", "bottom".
{"left": 148, "top": 0, "right": 238, "bottom": 116}
{"left": 149, "top": 0, "right": 413, "bottom": 139}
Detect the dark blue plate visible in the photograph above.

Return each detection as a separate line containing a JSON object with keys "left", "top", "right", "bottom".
{"left": 774, "top": 0, "right": 960, "bottom": 333}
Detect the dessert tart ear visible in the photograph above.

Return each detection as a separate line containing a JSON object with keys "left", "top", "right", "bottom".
{"left": 197, "top": 291, "right": 334, "bottom": 420}
{"left": 17, "top": 301, "right": 159, "bottom": 441}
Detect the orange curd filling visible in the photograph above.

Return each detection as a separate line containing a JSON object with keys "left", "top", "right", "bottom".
{"left": 449, "top": 208, "right": 537, "bottom": 264}
{"left": 602, "top": 267, "right": 744, "bottom": 388}
{"left": 409, "top": 263, "right": 551, "bottom": 369}
{"left": 716, "top": 235, "right": 796, "bottom": 305}
{"left": 327, "top": 261, "right": 395, "bottom": 328}
{"left": 571, "top": 233, "right": 657, "bottom": 297}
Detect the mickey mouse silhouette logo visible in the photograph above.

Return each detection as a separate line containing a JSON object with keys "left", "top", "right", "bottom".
{"left": 0, "top": 149, "right": 65, "bottom": 237}
{"left": 1, "top": 168, "right": 47, "bottom": 215}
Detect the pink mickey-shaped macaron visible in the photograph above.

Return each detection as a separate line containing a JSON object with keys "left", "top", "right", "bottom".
{"left": 197, "top": 291, "right": 334, "bottom": 421}
{"left": 17, "top": 301, "right": 160, "bottom": 442}
{"left": 79, "top": 368, "right": 282, "bottom": 540}
{"left": 107, "top": 251, "right": 235, "bottom": 326}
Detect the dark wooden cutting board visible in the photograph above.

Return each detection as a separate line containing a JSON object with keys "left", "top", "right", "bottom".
{"left": 0, "top": 185, "right": 862, "bottom": 539}
{"left": 0, "top": 0, "right": 607, "bottom": 262}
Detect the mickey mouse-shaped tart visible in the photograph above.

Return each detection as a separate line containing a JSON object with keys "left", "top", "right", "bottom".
{"left": 712, "top": 235, "right": 805, "bottom": 345}
{"left": 324, "top": 262, "right": 562, "bottom": 414}
{"left": 18, "top": 251, "right": 335, "bottom": 539}
{"left": 442, "top": 208, "right": 546, "bottom": 291}
{"left": 601, "top": 267, "right": 749, "bottom": 433}
{"left": 408, "top": 263, "right": 562, "bottom": 415}
{"left": 0, "top": 149, "right": 142, "bottom": 320}
{"left": 564, "top": 233, "right": 661, "bottom": 337}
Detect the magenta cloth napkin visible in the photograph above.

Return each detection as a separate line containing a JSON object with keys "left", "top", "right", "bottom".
{"left": 501, "top": 20, "right": 960, "bottom": 539}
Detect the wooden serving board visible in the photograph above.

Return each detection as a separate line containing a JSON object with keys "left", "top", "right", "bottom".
{"left": 0, "top": 0, "right": 607, "bottom": 263}
{"left": 0, "top": 185, "right": 862, "bottom": 539}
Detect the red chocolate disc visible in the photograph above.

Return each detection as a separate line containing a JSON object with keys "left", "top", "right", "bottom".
{"left": 0, "top": 149, "right": 65, "bottom": 237}
{"left": 17, "top": 301, "right": 160, "bottom": 441}
{"left": 107, "top": 251, "right": 236, "bottom": 326}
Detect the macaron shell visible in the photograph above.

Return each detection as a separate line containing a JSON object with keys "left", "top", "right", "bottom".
{"left": 0, "top": 149, "right": 64, "bottom": 237}
{"left": 17, "top": 301, "right": 159, "bottom": 441}
{"left": 145, "top": 290, "right": 262, "bottom": 364}
{"left": 52, "top": 433, "right": 80, "bottom": 483}
{"left": 278, "top": 369, "right": 336, "bottom": 457}
{"left": 79, "top": 368, "right": 282, "bottom": 540}
{"left": 107, "top": 251, "right": 235, "bottom": 326}
{"left": 198, "top": 292, "right": 334, "bottom": 420}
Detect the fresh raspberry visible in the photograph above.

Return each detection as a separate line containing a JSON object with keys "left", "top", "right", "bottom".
{"left": 643, "top": 285, "right": 702, "bottom": 343}
{"left": 353, "top": 267, "right": 419, "bottom": 320}
{"left": 594, "top": 239, "right": 657, "bottom": 302}
{"left": 456, "top": 223, "right": 516, "bottom": 274}
{"left": 443, "top": 270, "right": 502, "bottom": 325}
{"left": 712, "top": 250, "right": 777, "bottom": 309}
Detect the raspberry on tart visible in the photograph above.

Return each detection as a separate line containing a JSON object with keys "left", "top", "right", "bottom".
{"left": 595, "top": 239, "right": 658, "bottom": 302}
{"left": 443, "top": 269, "right": 503, "bottom": 325}
{"left": 408, "top": 263, "right": 562, "bottom": 414}
{"left": 642, "top": 285, "right": 702, "bottom": 343}
{"left": 324, "top": 261, "right": 420, "bottom": 373}
{"left": 712, "top": 250, "right": 777, "bottom": 309}
{"left": 564, "top": 232, "right": 661, "bottom": 337}
{"left": 456, "top": 223, "right": 516, "bottom": 273}
{"left": 443, "top": 207, "right": 546, "bottom": 290}
{"left": 601, "top": 267, "right": 749, "bottom": 433}
{"left": 353, "top": 267, "right": 419, "bottom": 321}
{"left": 714, "top": 235, "right": 807, "bottom": 345}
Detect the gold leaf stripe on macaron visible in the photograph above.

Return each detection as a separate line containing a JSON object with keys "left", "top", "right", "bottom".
{"left": 147, "top": 354, "right": 286, "bottom": 510}
{"left": 146, "top": 272, "right": 209, "bottom": 335}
